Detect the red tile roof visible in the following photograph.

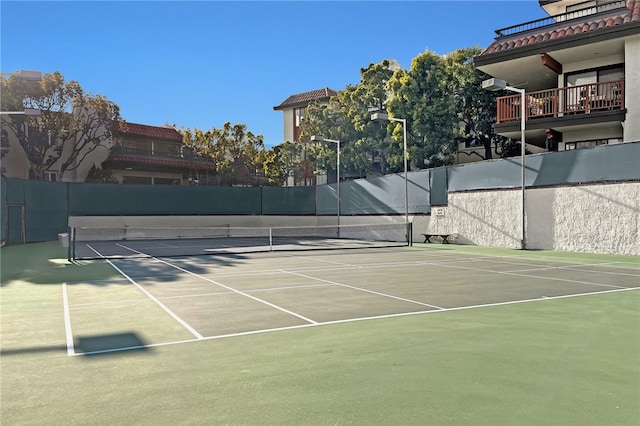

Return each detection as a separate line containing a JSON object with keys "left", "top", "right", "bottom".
{"left": 273, "top": 87, "right": 337, "bottom": 110}
{"left": 117, "top": 122, "right": 183, "bottom": 141}
{"left": 481, "top": 0, "right": 639, "bottom": 55}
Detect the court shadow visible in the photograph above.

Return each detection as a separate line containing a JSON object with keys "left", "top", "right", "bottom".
{"left": 76, "top": 331, "right": 151, "bottom": 357}
{"left": 0, "top": 344, "right": 68, "bottom": 356}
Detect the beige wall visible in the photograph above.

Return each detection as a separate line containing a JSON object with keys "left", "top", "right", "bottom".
{"left": 2, "top": 111, "right": 113, "bottom": 182}
{"left": 415, "top": 182, "right": 639, "bottom": 255}
{"left": 1, "top": 121, "right": 30, "bottom": 179}
{"left": 624, "top": 35, "right": 640, "bottom": 143}
{"left": 282, "top": 109, "right": 295, "bottom": 143}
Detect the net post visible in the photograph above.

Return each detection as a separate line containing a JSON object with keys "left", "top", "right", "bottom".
{"left": 67, "top": 226, "right": 72, "bottom": 262}
{"left": 407, "top": 222, "right": 413, "bottom": 246}
{"left": 70, "top": 227, "right": 76, "bottom": 261}
{"left": 269, "top": 227, "right": 273, "bottom": 251}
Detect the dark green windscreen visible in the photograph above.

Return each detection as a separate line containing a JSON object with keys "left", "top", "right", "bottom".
{"left": 262, "top": 186, "right": 316, "bottom": 215}
{"left": 24, "top": 180, "right": 68, "bottom": 241}
{"left": 69, "top": 183, "right": 261, "bottom": 215}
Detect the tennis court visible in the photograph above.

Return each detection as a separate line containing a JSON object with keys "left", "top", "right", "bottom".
{"left": 2, "top": 241, "right": 639, "bottom": 425}
{"left": 63, "top": 244, "right": 640, "bottom": 356}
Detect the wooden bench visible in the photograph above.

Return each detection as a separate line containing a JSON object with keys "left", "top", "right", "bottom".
{"left": 421, "top": 233, "right": 455, "bottom": 244}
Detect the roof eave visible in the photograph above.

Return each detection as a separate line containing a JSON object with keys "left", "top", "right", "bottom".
{"left": 475, "top": 22, "right": 640, "bottom": 68}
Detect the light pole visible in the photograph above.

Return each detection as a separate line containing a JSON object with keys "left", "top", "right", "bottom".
{"left": 371, "top": 112, "right": 408, "bottom": 224}
{"left": 482, "top": 77, "right": 526, "bottom": 250}
{"left": 310, "top": 135, "right": 340, "bottom": 226}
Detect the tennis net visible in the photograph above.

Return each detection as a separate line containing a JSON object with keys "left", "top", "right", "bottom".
{"left": 70, "top": 222, "right": 412, "bottom": 260}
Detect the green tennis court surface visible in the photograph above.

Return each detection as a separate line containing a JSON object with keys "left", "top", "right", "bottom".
{"left": 2, "top": 241, "right": 639, "bottom": 425}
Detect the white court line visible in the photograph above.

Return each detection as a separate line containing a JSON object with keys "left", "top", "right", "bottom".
{"left": 71, "top": 283, "right": 335, "bottom": 306}
{"left": 70, "top": 286, "right": 640, "bottom": 356}
{"left": 448, "top": 257, "right": 640, "bottom": 277}
{"left": 62, "top": 282, "right": 75, "bottom": 356}
{"left": 420, "top": 248, "right": 640, "bottom": 269}
{"left": 86, "top": 244, "right": 203, "bottom": 339}
{"left": 115, "top": 243, "right": 318, "bottom": 325}
{"left": 281, "top": 270, "right": 445, "bottom": 310}
{"left": 416, "top": 260, "right": 630, "bottom": 289}
{"left": 282, "top": 252, "right": 360, "bottom": 267}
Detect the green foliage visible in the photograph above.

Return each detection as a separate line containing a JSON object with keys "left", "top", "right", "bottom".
{"left": 290, "top": 51, "right": 506, "bottom": 177}
{"left": 180, "top": 122, "right": 266, "bottom": 186}
{"left": 298, "top": 60, "right": 400, "bottom": 178}
{"left": 260, "top": 141, "right": 303, "bottom": 186}
{"left": 387, "top": 48, "right": 491, "bottom": 168}
{"left": 1, "top": 71, "right": 122, "bottom": 180}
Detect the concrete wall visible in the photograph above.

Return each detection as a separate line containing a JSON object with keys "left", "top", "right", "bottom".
{"left": 68, "top": 214, "right": 402, "bottom": 230}
{"left": 418, "top": 182, "right": 639, "bottom": 255}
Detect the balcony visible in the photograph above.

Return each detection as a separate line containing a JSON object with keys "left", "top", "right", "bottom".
{"left": 495, "top": 79, "right": 625, "bottom": 124}
{"left": 494, "top": 0, "right": 627, "bottom": 37}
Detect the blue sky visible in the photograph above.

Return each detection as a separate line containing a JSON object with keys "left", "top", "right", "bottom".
{"left": 1, "top": 1, "right": 546, "bottom": 147}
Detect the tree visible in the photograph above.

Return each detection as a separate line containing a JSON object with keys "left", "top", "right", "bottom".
{"left": 260, "top": 141, "right": 303, "bottom": 186}
{"left": 1, "top": 71, "right": 122, "bottom": 180}
{"left": 180, "top": 122, "right": 266, "bottom": 186}
{"left": 387, "top": 47, "right": 511, "bottom": 167}
{"left": 299, "top": 60, "right": 399, "bottom": 178}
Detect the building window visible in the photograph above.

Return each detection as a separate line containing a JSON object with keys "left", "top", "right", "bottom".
{"left": 122, "top": 139, "right": 152, "bottom": 154}
{"left": 43, "top": 171, "right": 58, "bottom": 182}
{"left": 566, "top": 65, "right": 624, "bottom": 87}
{"left": 153, "top": 177, "right": 179, "bottom": 185}
{"left": 294, "top": 107, "right": 305, "bottom": 126}
{"left": 123, "top": 176, "right": 152, "bottom": 184}
{"left": 564, "top": 138, "right": 621, "bottom": 150}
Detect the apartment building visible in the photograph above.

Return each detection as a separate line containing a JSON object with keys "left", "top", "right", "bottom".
{"left": 102, "top": 122, "right": 216, "bottom": 185}
{"left": 474, "top": 0, "right": 640, "bottom": 151}
{"left": 273, "top": 87, "right": 337, "bottom": 143}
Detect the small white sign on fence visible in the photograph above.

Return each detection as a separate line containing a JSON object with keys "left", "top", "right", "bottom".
{"left": 434, "top": 207, "right": 445, "bottom": 218}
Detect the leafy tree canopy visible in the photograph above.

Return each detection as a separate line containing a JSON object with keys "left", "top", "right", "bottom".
{"left": 180, "top": 122, "right": 266, "bottom": 186}
{"left": 1, "top": 71, "right": 122, "bottom": 180}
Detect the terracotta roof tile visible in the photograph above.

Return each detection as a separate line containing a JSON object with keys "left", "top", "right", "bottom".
{"left": 273, "top": 87, "right": 337, "bottom": 110}
{"left": 118, "top": 122, "right": 183, "bottom": 141}
{"left": 480, "top": 0, "right": 639, "bottom": 55}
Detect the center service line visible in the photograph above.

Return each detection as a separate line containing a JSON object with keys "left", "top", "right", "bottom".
{"left": 87, "top": 244, "right": 204, "bottom": 339}
{"left": 115, "top": 244, "right": 318, "bottom": 325}
{"left": 282, "top": 270, "right": 445, "bottom": 310}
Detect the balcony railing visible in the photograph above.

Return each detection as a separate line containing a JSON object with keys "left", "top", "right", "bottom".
{"left": 494, "top": 0, "right": 626, "bottom": 37}
{"left": 495, "top": 79, "right": 625, "bottom": 124}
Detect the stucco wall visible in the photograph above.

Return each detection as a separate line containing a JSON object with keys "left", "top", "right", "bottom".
{"left": 418, "top": 182, "right": 639, "bottom": 255}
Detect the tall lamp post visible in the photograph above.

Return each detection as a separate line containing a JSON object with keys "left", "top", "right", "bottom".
{"left": 482, "top": 77, "right": 526, "bottom": 250}
{"left": 310, "top": 135, "right": 340, "bottom": 226}
{"left": 371, "top": 112, "right": 408, "bottom": 224}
